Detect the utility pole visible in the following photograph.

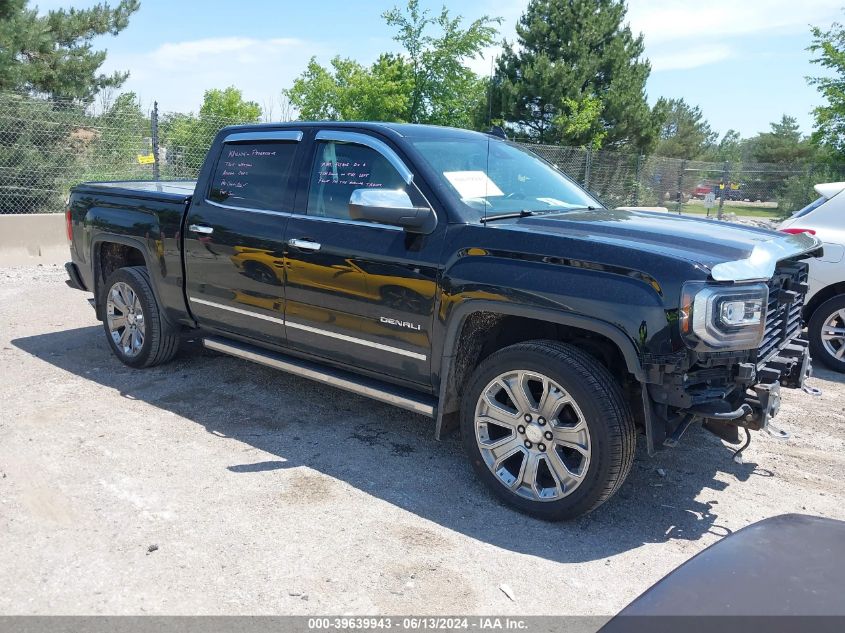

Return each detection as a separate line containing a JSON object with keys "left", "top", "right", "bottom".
{"left": 151, "top": 101, "right": 161, "bottom": 182}
{"left": 717, "top": 161, "right": 729, "bottom": 220}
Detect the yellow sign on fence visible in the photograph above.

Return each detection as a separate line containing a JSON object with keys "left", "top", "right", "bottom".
{"left": 137, "top": 153, "right": 155, "bottom": 165}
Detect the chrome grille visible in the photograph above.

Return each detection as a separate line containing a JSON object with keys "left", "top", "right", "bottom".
{"left": 757, "top": 261, "right": 808, "bottom": 365}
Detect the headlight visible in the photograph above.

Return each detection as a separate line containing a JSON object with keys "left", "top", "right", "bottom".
{"left": 680, "top": 282, "right": 768, "bottom": 351}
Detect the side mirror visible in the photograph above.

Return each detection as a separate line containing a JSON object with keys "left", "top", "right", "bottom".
{"left": 348, "top": 189, "right": 434, "bottom": 233}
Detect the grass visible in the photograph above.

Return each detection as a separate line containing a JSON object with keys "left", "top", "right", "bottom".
{"left": 671, "top": 202, "right": 783, "bottom": 218}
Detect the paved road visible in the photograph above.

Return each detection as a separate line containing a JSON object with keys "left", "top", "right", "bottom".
{"left": 1, "top": 264, "right": 843, "bottom": 615}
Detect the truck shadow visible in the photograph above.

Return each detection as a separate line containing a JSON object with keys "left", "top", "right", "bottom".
{"left": 13, "top": 326, "right": 763, "bottom": 564}
{"left": 812, "top": 366, "right": 845, "bottom": 385}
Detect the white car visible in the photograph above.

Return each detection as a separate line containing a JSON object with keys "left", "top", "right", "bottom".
{"left": 780, "top": 182, "right": 845, "bottom": 371}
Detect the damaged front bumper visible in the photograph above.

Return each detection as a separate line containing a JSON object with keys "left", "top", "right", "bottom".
{"left": 643, "top": 257, "right": 817, "bottom": 454}
{"left": 643, "top": 338, "right": 813, "bottom": 453}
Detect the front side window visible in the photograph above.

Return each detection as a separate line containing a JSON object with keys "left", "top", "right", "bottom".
{"left": 410, "top": 138, "right": 600, "bottom": 221}
{"left": 307, "top": 141, "right": 408, "bottom": 220}
{"left": 208, "top": 141, "right": 297, "bottom": 210}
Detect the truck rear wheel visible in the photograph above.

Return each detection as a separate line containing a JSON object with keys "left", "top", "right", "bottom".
{"left": 808, "top": 294, "right": 845, "bottom": 373}
{"left": 101, "top": 266, "right": 180, "bottom": 368}
{"left": 461, "top": 340, "right": 636, "bottom": 521}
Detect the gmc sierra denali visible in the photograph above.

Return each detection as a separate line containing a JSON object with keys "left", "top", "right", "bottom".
{"left": 65, "top": 122, "right": 820, "bottom": 520}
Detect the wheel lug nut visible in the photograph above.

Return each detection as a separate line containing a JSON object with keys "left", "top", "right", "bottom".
{"left": 524, "top": 440, "right": 532, "bottom": 449}
{"left": 517, "top": 425, "right": 526, "bottom": 434}
{"left": 524, "top": 414, "right": 532, "bottom": 422}
{"left": 538, "top": 417, "right": 546, "bottom": 426}
{"left": 538, "top": 443, "right": 546, "bottom": 452}
{"left": 544, "top": 431, "right": 553, "bottom": 441}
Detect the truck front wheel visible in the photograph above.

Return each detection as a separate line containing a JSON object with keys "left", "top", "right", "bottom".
{"left": 101, "top": 266, "right": 180, "bottom": 368}
{"left": 461, "top": 340, "right": 636, "bottom": 521}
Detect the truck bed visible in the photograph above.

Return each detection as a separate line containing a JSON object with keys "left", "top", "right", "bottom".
{"left": 72, "top": 180, "right": 196, "bottom": 203}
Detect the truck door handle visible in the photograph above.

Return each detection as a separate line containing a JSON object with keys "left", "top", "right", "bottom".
{"left": 189, "top": 224, "right": 214, "bottom": 235}
{"left": 289, "top": 238, "right": 321, "bottom": 252}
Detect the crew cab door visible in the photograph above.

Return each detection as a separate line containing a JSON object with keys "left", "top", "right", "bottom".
{"left": 183, "top": 130, "right": 302, "bottom": 345}
{"left": 284, "top": 130, "right": 441, "bottom": 387}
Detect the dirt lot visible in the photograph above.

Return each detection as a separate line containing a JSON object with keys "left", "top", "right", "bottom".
{"left": 1, "top": 264, "right": 844, "bottom": 616}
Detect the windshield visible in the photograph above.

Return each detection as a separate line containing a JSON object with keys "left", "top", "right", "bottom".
{"left": 410, "top": 138, "right": 601, "bottom": 221}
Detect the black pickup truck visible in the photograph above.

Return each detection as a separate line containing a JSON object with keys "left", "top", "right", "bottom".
{"left": 65, "top": 122, "right": 820, "bottom": 520}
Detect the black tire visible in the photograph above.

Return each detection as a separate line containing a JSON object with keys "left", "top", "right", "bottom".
{"left": 461, "top": 340, "right": 636, "bottom": 521}
{"left": 808, "top": 294, "right": 845, "bottom": 373}
{"left": 101, "top": 266, "right": 180, "bottom": 368}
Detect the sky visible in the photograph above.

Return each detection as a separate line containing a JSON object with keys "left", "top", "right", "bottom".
{"left": 34, "top": 0, "right": 845, "bottom": 139}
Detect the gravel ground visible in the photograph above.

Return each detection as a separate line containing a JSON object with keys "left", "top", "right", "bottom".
{"left": 1, "top": 264, "right": 844, "bottom": 616}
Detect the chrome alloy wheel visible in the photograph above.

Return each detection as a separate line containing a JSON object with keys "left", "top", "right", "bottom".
{"left": 474, "top": 370, "right": 591, "bottom": 502}
{"left": 106, "top": 281, "right": 145, "bottom": 357}
{"left": 821, "top": 309, "right": 845, "bottom": 361}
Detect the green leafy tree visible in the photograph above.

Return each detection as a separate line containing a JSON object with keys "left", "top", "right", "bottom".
{"left": 285, "top": 0, "right": 498, "bottom": 128}
{"left": 382, "top": 0, "right": 499, "bottom": 127}
{"left": 93, "top": 92, "right": 149, "bottom": 170}
{"left": 161, "top": 87, "right": 262, "bottom": 174}
{"left": 0, "top": 0, "right": 139, "bottom": 100}
{"left": 552, "top": 95, "right": 606, "bottom": 149}
{"left": 653, "top": 98, "right": 717, "bottom": 159}
{"left": 285, "top": 54, "right": 412, "bottom": 121}
{"left": 808, "top": 17, "right": 845, "bottom": 152}
{"left": 493, "top": 0, "right": 658, "bottom": 149}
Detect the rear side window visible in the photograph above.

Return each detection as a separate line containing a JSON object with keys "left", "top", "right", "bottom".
{"left": 208, "top": 141, "right": 297, "bottom": 210}
{"left": 306, "top": 140, "right": 408, "bottom": 220}
{"left": 792, "top": 196, "right": 827, "bottom": 219}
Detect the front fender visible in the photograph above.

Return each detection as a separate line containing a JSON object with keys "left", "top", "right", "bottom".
{"left": 434, "top": 299, "right": 648, "bottom": 439}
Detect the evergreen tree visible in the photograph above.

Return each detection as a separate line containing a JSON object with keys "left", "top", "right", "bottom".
{"left": 745, "top": 115, "right": 815, "bottom": 164}
{"left": 0, "top": 0, "right": 138, "bottom": 213}
{"left": 653, "top": 98, "right": 717, "bottom": 159}
{"left": 493, "top": 0, "right": 658, "bottom": 150}
{"left": 0, "top": 0, "right": 139, "bottom": 100}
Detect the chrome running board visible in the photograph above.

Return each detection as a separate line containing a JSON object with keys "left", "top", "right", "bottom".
{"left": 203, "top": 336, "right": 436, "bottom": 418}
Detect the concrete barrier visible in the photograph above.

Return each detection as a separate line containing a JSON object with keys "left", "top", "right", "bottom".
{"left": 0, "top": 213, "right": 69, "bottom": 266}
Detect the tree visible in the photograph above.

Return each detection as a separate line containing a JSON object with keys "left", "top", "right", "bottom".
{"left": 744, "top": 115, "right": 815, "bottom": 164}
{"left": 0, "top": 0, "right": 138, "bottom": 213}
{"left": 0, "top": 0, "right": 139, "bottom": 100}
{"left": 492, "top": 0, "right": 658, "bottom": 150}
{"left": 808, "top": 17, "right": 845, "bottom": 152}
{"left": 553, "top": 95, "right": 606, "bottom": 149}
{"left": 161, "top": 87, "right": 262, "bottom": 174}
{"left": 94, "top": 91, "right": 149, "bottom": 170}
{"left": 382, "top": 0, "right": 499, "bottom": 127}
{"left": 285, "top": 0, "right": 498, "bottom": 128}
{"left": 653, "top": 98, "right": 717, "bottom": 159}
{"left": 712, "top": 129, "right": 743, "bottom": 162}
{"left": 285, "top": 55, "right": 412, "bottom": 121}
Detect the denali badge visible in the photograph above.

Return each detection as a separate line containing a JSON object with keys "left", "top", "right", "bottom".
{"left": 380, "top": 316, "right": 422, "bottom": 331}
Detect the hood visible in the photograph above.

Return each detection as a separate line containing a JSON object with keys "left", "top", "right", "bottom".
{"left": 494, "top": 208, "right": 820, "bottom": 281}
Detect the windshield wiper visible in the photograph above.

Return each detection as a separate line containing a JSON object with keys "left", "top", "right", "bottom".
{"left": 479, "top": 209, "right": 537, "bottom": 223}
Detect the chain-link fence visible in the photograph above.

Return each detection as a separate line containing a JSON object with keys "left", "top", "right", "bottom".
{"left": 1, "top": 91, "right": 842, "bottom": 217}
{"left": 0, "top": 92, "right": 239, "bottom": 214}
{"left": 522, "top": 143, "right": 845, "bottom": 219}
